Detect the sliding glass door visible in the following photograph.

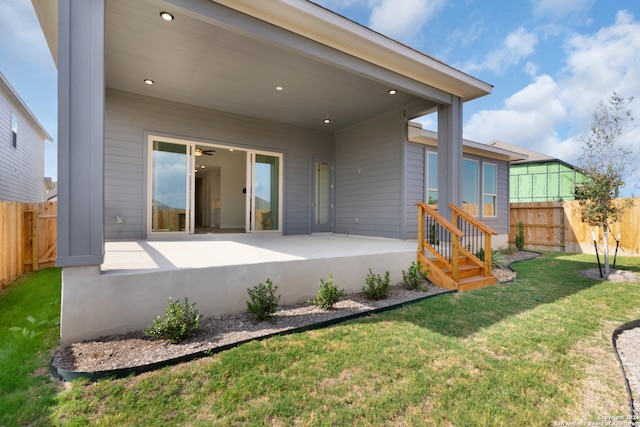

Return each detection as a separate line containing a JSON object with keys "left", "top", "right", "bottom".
{"left": 150, "top": 140, "right": 191, "bottom": 234}
{"left": 148, "top": 136, "right": 282, "bottom": 235}
{"left": 247, "top": 152, "right": 282, "bottom": 232}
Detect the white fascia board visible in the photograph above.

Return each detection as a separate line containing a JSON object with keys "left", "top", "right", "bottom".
{"left": 212, "top": 0, "right": 492, "bottom": 101}
{"left": 407, "top": 122, "right": 527, "bottom": 162}
{"left": 32, "top": 0, "right": 58, "bottom": 66}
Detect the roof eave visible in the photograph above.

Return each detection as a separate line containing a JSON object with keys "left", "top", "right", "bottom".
{"left": 407, "top": 122, "right": 527, "bottom": 162}
{"left": 207, "top": 0, "right": 493, "bottom": 101}
{"left": 0, "top": 71, "right": 53, "bottom": 142}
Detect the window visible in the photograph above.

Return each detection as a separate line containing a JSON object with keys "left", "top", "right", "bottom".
{"left": 427, "top": 152, "right": 438, "bottom": 207}
{"left": 462, "top": 159, "right": 479, "bottom": 216}
{"left": 10, "top": 113, "right": 18, "bottom": 148}
{"left": 483, "top": 163, "right": 497, "bottom": 217}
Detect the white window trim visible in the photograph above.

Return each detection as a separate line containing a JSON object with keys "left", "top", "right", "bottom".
{"left": 482, "top": 162, "right": 498, "bottom": 218}
{"left": 463, "top": 158, "right": 479, "bottom": 217}
{"left": 426, "top": 151, "right": 438, "bottom": 205}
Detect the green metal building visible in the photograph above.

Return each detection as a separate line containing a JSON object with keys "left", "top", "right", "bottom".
{"left": 488, "top": 141, "right": 585, "bottom": 203}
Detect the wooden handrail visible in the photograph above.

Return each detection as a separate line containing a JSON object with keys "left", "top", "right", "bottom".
{"left": 449, "top": 204, "right": 497, "bottom": 235}
{"left": 416, "top": 203, "right": 463, "bottom": 237}
{"left": 449, "top": 204, "right": 495, "bottom": 276}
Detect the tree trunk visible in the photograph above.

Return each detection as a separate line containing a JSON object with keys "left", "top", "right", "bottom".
{"left": 603, "top": 221, "right": 610, "bottom": 275}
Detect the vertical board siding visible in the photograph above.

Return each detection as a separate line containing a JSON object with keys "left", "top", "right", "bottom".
{"left": 511, "top": 198, "right": 640, "bottom": 256}
{"left": 0, "top": 86, "right": 46, "bottom": 202}
{"left": 334, "top": 111, "right": 403, "bottom": 238}
{"left": 105, "top": 90, "right": 333, "bottom": 239}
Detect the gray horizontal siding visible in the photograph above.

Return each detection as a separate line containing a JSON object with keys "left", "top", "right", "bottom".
{"left": 419, "top": 148, "right": 511, "bottom": 236}
{"left": 334, "top": 111, "right": 404, "bottom": 239}
{"left": 404, "top": 142, "right": 426, "bottom": 239}
{"left": 0, "top": 87, "right": 46, "bottom": 202}
{"left": 105, "top": 89, "right": 333, "bottom": 239}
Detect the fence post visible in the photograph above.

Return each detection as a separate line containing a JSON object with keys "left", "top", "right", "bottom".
{"left": 31, "top": 210, "right": 39, "bottom": 271}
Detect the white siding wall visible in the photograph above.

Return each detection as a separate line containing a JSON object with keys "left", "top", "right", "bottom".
{"left": 0, "top": 86, "right": 46, "bottom": 202}
{"left": 104, "top": 90, "right": 334, "bottom": 239}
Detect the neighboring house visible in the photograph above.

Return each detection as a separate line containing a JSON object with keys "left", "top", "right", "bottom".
{"left": 408, "top": 123, "right": 526, "bottom": 248}
{"left": 0, "top": 71, "right": 52, "bottom": 202}
{"left": 34, "top": 0, "right": 511, "bottom": 344}
{"left": 44, "top": 177, "right": 58, "bottom": 201}
{"left": 488, "top": 141, "right": 585, "bottom": 202}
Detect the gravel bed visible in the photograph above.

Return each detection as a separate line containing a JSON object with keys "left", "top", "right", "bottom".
{"left": 51, "top": 251, "right": 540, "bottom": 374}
{"left": 616, "top": 327, "right": 640, "bottom": 417}
{"left": 52, "top": 284, "right": 452, "bottom": 373}
{"left": 53, "top": 247, "right": 640, "bottom": 408}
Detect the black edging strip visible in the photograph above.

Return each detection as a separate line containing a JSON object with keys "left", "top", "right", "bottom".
{"left": 50, "top": 290, "right": 456, "bottom": 382}
{"left": 612, "top": 319, "right": 640, "bottom": 425}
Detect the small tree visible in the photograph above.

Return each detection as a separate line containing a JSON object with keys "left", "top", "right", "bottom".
{"left": 574, "top": 92, "right": 636, "bottom": 275}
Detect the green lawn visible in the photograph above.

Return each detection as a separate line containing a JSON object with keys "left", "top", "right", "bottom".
{"left": 2, "top": 253, "right": 639, "bottom": 426}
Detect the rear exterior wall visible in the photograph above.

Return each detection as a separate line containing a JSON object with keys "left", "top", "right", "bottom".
{"left": 104, "top": 90, "right": 334, "bottom": 239}
{"left": 403, "top": 142, "right": 511, "bottom": 239}
{"left": 334, "top": 111, "right": 406, "bottom": 239}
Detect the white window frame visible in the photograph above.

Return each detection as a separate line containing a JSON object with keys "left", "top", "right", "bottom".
{"left": 462, "top": 158, "right": 479, "bottom": 217}
{"left": 482, "top": 162, "right": 498, "bottom": 218}
{"left": 10, "top": 113, "right": 18, "bottom": 149}
{"left": 426, "top": 151, "right": 438, "bottom": 207}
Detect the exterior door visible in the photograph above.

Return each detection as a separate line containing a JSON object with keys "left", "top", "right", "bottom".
{"left": 150, "top": 139, "right": 192, "bottom": 234}
{"left": 311, "top": 158, "right": 333, "bottom": 233}
{"left": 247, "top": 152, "right": 282, "bottom": 232}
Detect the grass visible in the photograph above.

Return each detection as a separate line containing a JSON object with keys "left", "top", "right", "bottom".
{"left": 2, "top": 253, "right": 640, "bottom": 426}
{"left": 0, "top": 268, "right": 62, "bottom": 427}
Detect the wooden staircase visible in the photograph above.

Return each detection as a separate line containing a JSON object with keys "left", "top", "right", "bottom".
{"left": 416, "top": 203, "right": 498, "bottom": 292}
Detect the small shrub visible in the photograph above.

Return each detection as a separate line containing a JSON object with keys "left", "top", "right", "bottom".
{"left": 310, "top": 274, "right": 345, "bottom": 310}
{"left": 145, "top": 297, "right": 201, "bottom": 344}
{"left": 362, "top": 269, "right": 390, "bottom": 300}
{"left": 246, "top": 279, "right": 281, "bottom": 322}
{"left": 515, "top": 221, "right": 525, "bottom": 251}
{"left": 476, "top": 248, "right": 506, "bottom": 269}
{"left": 402, "top": 261, "right": 428, "bottom": 291}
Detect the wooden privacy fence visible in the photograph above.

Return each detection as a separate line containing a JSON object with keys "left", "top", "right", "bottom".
{"left": 510, "top": 198, "right": 640, "bottom": 257}
{"left": 0, "top": 201, "right": 57, "bottom": 288}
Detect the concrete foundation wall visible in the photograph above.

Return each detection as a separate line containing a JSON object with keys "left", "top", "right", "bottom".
{"left": 60, "top": 249, "right": 415, "bottom": 345}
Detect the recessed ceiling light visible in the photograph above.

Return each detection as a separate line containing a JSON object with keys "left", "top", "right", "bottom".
{"left": 324, "top": 118, "right": 331, "bottom": 124}
{"left": 275, "top": 86, "right": 284, "bottom": 91}
{"left": 144, "top": 79, "right": 155, "bottom": 85}
{"left": 229, "top": 148, "right": 234, "bottom": 152}
{"left": 160, "top": 11, "right": 174, "bottom": 21}
{"left": 388, "top": 89, "right": 397, "bottom": 95}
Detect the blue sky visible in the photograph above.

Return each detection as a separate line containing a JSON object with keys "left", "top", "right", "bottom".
{"left": 1, "top": 0, "right": 639, "bottom": 195}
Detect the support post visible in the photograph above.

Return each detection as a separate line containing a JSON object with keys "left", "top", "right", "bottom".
{"left": 437, "top": 97, "right": 463, "bottom": 223}
{"left": 57, "top": 0, "right": 105, "bottom": 267}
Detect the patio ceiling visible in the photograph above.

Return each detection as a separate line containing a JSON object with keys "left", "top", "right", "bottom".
{"left": 105, "top": 0, "right": 433, "bottom": 131}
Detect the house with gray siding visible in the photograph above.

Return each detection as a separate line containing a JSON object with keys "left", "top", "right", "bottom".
{"left": 407, "top": 123, "right": 526, "bottom": 247}
{"left": 0, "top": 71, "right": 52, "bottom": 202}
{"left": 34, "top": 0, "right": 520, "bottom": 344}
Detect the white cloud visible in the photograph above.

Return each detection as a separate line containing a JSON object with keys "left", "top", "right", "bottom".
{"left": 532, "top": 0, "right": 595, "bottom": 20}
{"left": 460, "top": 27, "right": 539, "bottom": 74}
{"left": 464, "top": 10, "right": 640, "bottom": 196}
{"left": 465, "top": 74, "right": 566, "bottom": 152}
{"left": 560, "top": 10, "right": 640, "bottom": 122}
{"left": 368, "top": 0, "right": 446, "bottom": 42}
